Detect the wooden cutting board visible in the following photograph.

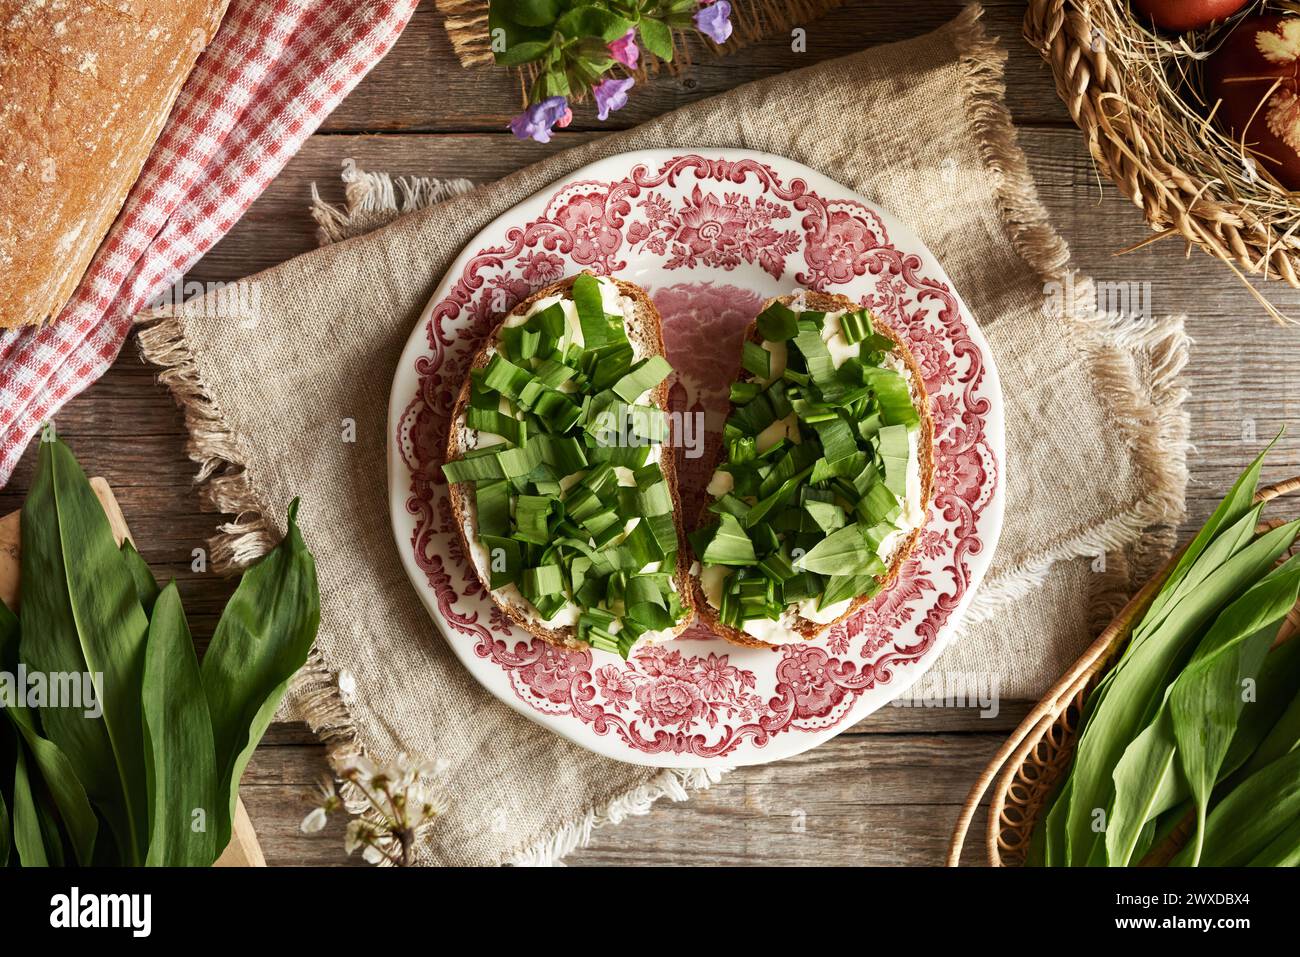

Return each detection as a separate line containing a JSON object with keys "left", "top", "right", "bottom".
{"left": 0, "top": 479, "right": 266, "bottom": 867}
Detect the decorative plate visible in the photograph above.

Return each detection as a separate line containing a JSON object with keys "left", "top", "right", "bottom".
{"left": 388, "top": 149, "right": 1004, "bottom": 768}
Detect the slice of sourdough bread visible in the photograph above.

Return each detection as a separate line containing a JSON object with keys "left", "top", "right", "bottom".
{"left": 692, "top": 290, "right": 936, "bottom": 649}
{"left": 445, "top": 273, "right": 694, "bottom": 650}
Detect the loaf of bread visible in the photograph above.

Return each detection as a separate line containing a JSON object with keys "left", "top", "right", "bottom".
{"left": 0, "top": 0, "right": 229, "bottom": 329}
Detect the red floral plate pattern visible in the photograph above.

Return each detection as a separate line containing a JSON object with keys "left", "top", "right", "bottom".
{"left": 388, "top": 150, "right": 1004, "bottom": 767}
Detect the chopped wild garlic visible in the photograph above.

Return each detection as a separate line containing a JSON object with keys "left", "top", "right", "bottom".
{"left": 443, "top": 275, "right": 682, "bottom": 658}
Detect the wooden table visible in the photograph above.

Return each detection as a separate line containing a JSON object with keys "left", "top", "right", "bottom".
{"left": 6, "top": 0, "right": 1300, "bottom": 866}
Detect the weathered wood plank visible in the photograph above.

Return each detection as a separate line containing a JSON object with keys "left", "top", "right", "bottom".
{"left": 242, "top": 727, "right": 1003, "bottom": 867}
{"left": 240, "top": 704, "right": 1025, "bottom": 867}
{"left": 239, "top": 783, "right": 365, "bottom": 867}
{"left": 566, "top": 736, "right": 1003, "bottom": 866}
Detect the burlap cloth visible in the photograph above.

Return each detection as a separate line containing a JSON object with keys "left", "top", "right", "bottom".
{"left": 134, "top": 5, "right": 1188, "bottom": 865}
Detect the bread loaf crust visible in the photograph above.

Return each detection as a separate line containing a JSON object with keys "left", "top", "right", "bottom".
{"left": 0, "top": 0, "right": 229, "bottom": 329}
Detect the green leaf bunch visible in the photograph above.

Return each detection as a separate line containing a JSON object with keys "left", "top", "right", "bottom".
{"left": 0, "top": 435, "right": 320, "bottom": 867}
{"left": 489, "top": 1, "right": 702, "bottom": 106}
{"left": 1030, "top": 435, "right": 1300, "bottom": 867}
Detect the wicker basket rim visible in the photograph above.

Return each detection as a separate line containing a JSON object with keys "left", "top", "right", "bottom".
{"left": 947, "top": 472, "right": 1300, "bottom": 866}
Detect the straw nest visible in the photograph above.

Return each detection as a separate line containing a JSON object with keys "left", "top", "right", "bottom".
{"left": 1025, "top": 0, "right": 1300, "bottom": 319}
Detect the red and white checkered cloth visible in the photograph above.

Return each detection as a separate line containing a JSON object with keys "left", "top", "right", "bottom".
{"left": 0, "top": 0, "right": 419, "bottom": 486}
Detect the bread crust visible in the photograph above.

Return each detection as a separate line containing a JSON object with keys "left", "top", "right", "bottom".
{"left": 690, "top": 290, "right": 936, "bottom": 649}
{"left": 0, "top": 1, "right": 230, "bottom": 329}
{"left": 445, "top": 273, "right": 695, "bottom": 650}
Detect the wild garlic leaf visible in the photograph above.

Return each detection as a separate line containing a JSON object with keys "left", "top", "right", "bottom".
{"left": 1065, "top": 518, "right": 1300, "bottom": 865}
{"left": 19, "top": 436, "right": 150, "bottom": 864}
{"left": 1171, "top": 748, "right": 1300, "bottom": 866}
{"left": 142, "top": 582, "right": 219, "bottom": 867}
{"left": 202, "top": 500, "right": 320, "bottom": 853}
{"left": 9, "top": 737, "right": 47, "bottom": 867}
{"left": 0, "top": 714, "right": 11, "bottom": 867}
{"left": 1074, "top": 504, "right": 1264, "bottom": 751}
{"left": 1245, "top": 815, "right": 1300, "bottom": 866}
{"left": 1124, "top": 503, "right": 1263, "bottom": 661}
{"left": 1036, "top": 776, "right": 1072, "bottom": 866}
{"left": 1233, "top": 676, "right": 1300, "bottom": 783}
{"left": 1127, "top": 634, "right": 1300, "bottom": 866}
{"left": 1108, "top": 558, "right": 1300, "bottom": 866}
{"left": 1220, "top": 633, "right": 1300, "bottom": 780}
{"left": 1139, "top": 436, "right": 1277, "bottom": 636}
{"left": 0, "top": 599, "right": 97, "bottom": 866}
{"left": 1106, "top": 705, "right": 1185, "bottom": 867}
{"left": 1170, "top": 556, "right": 1300, "bottom": 865}
{"left": 120, "top": 540, "right": 160, "bottom": 617}
{"left": 794, "top": 524, "right": 884, "bottom": 577}
{"left": 1030, "top": 443, "right": 1293, "bottom": 867}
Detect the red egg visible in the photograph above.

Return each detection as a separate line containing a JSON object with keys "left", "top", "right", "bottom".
{"left": 1206, "top": 15, "right": 1300, "bottom": 190}
{"left": 1131, "top": 0, "right": 1248, "bottom": 32}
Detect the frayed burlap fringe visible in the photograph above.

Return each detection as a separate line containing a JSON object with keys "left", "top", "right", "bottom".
{"left": 952, "top": 3, "right": 1189, "bottom": 626}
{"left": 433, "top": 0, "right": 494, "bottom": 68}
{"left": 135, "top": 312, "right": 279, "bottom": 569}
{"left": 506, "top": 767, "right": 725, "bottom": 867}
{"left": 310, "top": 159, "right": 475, "bottom": 246}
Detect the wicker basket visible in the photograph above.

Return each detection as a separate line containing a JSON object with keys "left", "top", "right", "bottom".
{"left": 1024, "top": 0, "right": 1300, "bottom": 302}
{"left": 947, "top": 475, "right": 1300, "bottom": 866}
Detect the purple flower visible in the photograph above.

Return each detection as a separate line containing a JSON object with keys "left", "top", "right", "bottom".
{"left": 509, "top": 96, "right": 569, "bottom": 143}
{"left": 608, "top": 29, "right": 639, "bottom": 69}
{"left": 695, "top": 1, "right": 733, "bottom": 44}
{"left": 593, "top": 76, "right": 635, "bottom": 121}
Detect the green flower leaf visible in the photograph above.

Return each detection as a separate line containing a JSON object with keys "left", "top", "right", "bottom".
{"left": 496, "top": 40, "right": 552, "bottom": 67}
{"left": 556, "top": 5, "right": 635, "bottom": 41}
{"left": 543, "top": 67, "right": 571, "bottom": 97}
{"left": 496, "top": 0, "right": 564, "bottom": 28}
{"left": 639, "top": 17, "right": 674, "bottom": 60}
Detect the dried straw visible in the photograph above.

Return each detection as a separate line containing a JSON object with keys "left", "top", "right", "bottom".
{"left": 1025, "top": 0, "right": 1300, "bottom": 322}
